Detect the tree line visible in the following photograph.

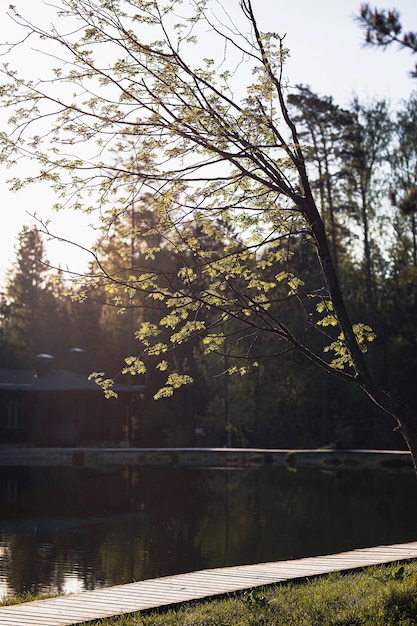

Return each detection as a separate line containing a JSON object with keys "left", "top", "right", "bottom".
{"left": 1, "top": 86, "right": 416, "bottom": 450}
{"left": 0, "top": 1, "right": 416, "bottom": 457}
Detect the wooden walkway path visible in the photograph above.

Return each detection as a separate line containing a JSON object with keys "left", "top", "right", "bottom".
{"left": 1, "top": 541, "right": 417, "bottom": 626}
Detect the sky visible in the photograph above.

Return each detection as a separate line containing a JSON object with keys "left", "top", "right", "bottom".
{"left": 0, "top": 0, "right": 416, "bottom": 286}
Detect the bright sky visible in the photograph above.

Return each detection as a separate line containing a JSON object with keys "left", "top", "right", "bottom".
{"left": 0, "top": 0, "right": 415, "bottom": 286}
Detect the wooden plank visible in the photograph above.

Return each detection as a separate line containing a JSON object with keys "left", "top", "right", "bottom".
{"left": 1, "top": 541, "right": 417, "bottom": 626}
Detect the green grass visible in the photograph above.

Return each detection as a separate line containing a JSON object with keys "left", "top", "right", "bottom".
{"left": 0, "top": 591, "right": 59, "bottom": 606}
{"left": 3, "top": 562, "right": 417, "bottom": 625}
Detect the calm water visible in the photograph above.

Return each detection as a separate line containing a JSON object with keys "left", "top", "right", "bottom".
{"left": 1, "top": 464, "right": 417, "bottom": 597}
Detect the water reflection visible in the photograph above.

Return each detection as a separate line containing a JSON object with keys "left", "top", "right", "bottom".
{"left": 1, "top": 465, "right": 417, "bottom": 598}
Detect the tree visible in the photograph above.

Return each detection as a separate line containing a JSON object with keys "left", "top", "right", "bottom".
{"left": 1, "top": 1, "right": 417, "bottom": 467}
{"left": 357, "top": 4, "right": 417, "bottom": 77}
{"left": 89, "top": 199, "right": 206, "bottom": 445}
{"left": 287, "top": 86, "right": 351, "bottom": 269}
{"left": 389, "top": 93, "right": 417, "bottom": 267}
{"left": 338, "top": 96, "right": 392, "bottom": 317}
{"left": 5, "top": 226, "right": 65, "bottom": 364}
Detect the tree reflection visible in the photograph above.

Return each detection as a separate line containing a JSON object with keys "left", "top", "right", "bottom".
{"left": 1, "top": 466, "right": 417, "bottom": 597}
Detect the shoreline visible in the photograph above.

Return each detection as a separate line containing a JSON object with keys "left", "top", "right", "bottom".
{"left": 0, "top": 446, "right": 412, "bottom": 470}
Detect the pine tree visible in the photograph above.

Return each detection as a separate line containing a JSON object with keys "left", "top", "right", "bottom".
{"left": 6, "top": 226, "right": 59, "bottom": 364}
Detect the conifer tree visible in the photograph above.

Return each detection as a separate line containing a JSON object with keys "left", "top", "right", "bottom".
{"left": 357, "top": 4, "right": 417, "bottom": 77}
{"left": 6, "top": 226, "right": 56, "bottom": 363}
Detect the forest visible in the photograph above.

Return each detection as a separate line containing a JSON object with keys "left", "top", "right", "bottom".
{"left": 1, "top": 85, "right": 416, "bottom": 451}
{"left": 0, "top": 1, "right": 417, "bottom": 453}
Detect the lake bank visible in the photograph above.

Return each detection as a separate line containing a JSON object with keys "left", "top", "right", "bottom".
{"left": 0, "top": 446, "right": 412, "bottom": 470}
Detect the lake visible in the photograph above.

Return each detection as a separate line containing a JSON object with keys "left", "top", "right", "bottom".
{"left": 1, "top": 464, "right": 417, "bottom": 598}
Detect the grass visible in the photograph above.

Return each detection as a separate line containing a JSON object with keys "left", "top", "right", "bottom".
{"left": 3, "top": 562, "right": 417, "bottom": 625}
{"left": 0, "top": 591, "right": 59, "bottom": 605}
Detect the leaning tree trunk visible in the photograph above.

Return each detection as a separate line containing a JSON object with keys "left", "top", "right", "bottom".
{"left": 246, "top": 0, "right": 417, "bottom": 473}
{"left": 360, "top": 380, "right": 417, "bottom": 475}
{"left": 300, "top": 187, "right": 417, "bottom": 474}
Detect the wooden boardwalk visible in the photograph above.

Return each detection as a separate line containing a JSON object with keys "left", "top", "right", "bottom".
{"left": 1, "top": 541, "right": 417, "bottom": 626}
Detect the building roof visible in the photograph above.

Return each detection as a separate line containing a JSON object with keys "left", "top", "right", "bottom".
{"left": 0, "top": 367, "right": 144, "bottom": 394}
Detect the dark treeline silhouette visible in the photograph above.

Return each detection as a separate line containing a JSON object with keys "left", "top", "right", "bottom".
{"left": 2, "top": 89, "right": 417, "bottom": 451}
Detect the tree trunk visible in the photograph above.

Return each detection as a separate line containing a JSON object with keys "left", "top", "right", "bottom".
{"left": 299, "top": 189, "right": 417, "bottom": 472}
{"left": 360, "top": 380, "right": 417, "bottom": 474}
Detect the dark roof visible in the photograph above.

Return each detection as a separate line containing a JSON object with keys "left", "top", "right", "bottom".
{"left": 0, "top": 368, "right": 144, "bottom": 394}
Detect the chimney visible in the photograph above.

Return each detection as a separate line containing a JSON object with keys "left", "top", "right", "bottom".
{"left": 35, "top": 353, "right": 54, "bottom": 377}
{"left": 69, "top": 347, "right": 86, "bottom": 373}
